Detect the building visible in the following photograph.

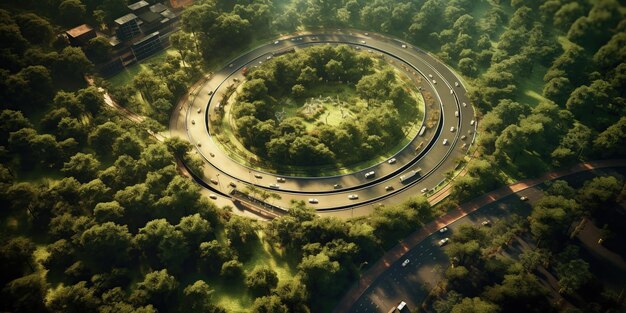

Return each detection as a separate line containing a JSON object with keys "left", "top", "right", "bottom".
{"left": 115, "top": 13, "right": 141, "bottom": 41}
{"left": 131, "top": 32, "right": 163, "bottom": 60}
{"left": 128, "top": 0, "right": 150, "bottom": 14}
{"left": 65, "top": 24, "right": 96, "bottom": 46}
{"left": 138, "top": 10, "right": 163, "bottom": 33}
{"left": 149, "top": 3, "right": 168, "bottom": 14}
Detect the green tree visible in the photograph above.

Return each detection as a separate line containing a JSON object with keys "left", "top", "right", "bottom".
{"left": 245, "top": 265, "right": 278, "bottom": 296}
{"left": 2, "top": 273, "right": 48, "bottom": 313}
{"left": 46, "top": 281, "right": 99, "bottom": 313}
{"left": 15, "top": 13, "right": 54, "bottom": 45}
{"left": 84, "top": 36, "right": 112, "bottom": 63}
{"left": 131, "top": 269, "right": 178, "bottom": 311}
{"left": 556, "top": 259, "right": 592, "bottom": 295}
{"left": 451, "top": 297, "right": 499, "bottom": 313}
{"left": 58, "top": 0, "right": 86, "bottom": 27}
{"left": 251, "top": 295, "right": 288, "bottom": 313}
{"left": 79, "top": 222, "right": 132, "bottom": 268}
{"left": 182, "top": 280, "right": 216, "bottom": 313}
{"left": 61, "top": 152, "right": 100, "bottom": 182}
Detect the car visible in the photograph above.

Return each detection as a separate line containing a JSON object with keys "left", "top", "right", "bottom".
{"left": 228, "top": 63, "right": 233, "bottom": 68}
{"left": 455, "top": 81, "right": 459, "bottom": 87}
{"left": 450, "top": 126, "right": 455, "bottom": 132}
{"left": 428, "top": 74, "right": 433, "bottom": 78}
{"left": 208, "top": 90, "right": 213, "bottom": 96}
{"left": 482, "top": 220, "right": 491, "bottom": 226}
{"left": 388, "top": 158, "right": 397, "bottom": 164}
{"left": 438, "top": 238, "right": 450, "bottom": 246}
{"left": 348, "top": 194, "right": 359, "bottom": 200}
{"left": 421, "top": 188, "right": 429, "bottom": 193}
{"left": 462, "top": 102, "right": 467, "bottom": 107}
{"left": 308, "top": 198, "right": 318, "bottom": 204}
{"left": 401, "top": 44, "right": 407, "bottom": 48}
{"left": 197, "top": 143, "right": 201, "bottom": 147}
{"left": 470, "top": 120, "right": 475, "bottom": 126}
{"left": 432, "top": 79, "right": 437, "bottom": 84}
{"left": 210, "top": 179, "right": 218, "bottom": 185}
{"left": 266, "top": 55, "right": 272, "bottom": 60}
{"left": 269, "top": 184, "right": 280, "bottom": 189}
{"left": 450, "top": 89, "right": 454, "bottom": 94}
{"left": 455, "top": 111, "right": 459, "bottom": 117}
{"left": 360, "top": 40, "right": 366, "bottom": 44}
{"left": 233, "top": 78, "right": 240, "bottom": 83}
{"left": 209, "top": 152, "right": 215, "bottom": 157}
{"left": 385, "top": 185, "right": 394, "bottom": 191}
{"left": 191, "top": 120, "right": 195, "bottom": 125}
{"left": 397, "top": 301, "right": 407, "bottom": 310}
{"left": 439, "top": 227, "right": 448, "bottom": 233}
{"left": 290, "top": 38, "right": 295, "bottom": 41}
{"left": 364, "top": 171, "right": 375, "bottom": 179}
{"left": 333, "top": 184, "right": 342, "bottom": 189}
{"left": 311, "top": 36, "right": 319, "bottom": 41}
{"left": 197, "top": 108, "right": 202, "bottom": 113}
{"left": 520, "top": 196, "right": 528, "bottom": 201}
{"left": 364, "top": 32, "right": 369, "bottom": 36}
{"left": 229, "top": 182, "right": 237, "bottom": 188}
{"left": 273, "top": 40, "right": 279, "bottom": 44}
{"left": 254, "top": 174, "right": 262, "bottom": 179}
{"left": 276, "top": 177, "right": 285, "bottom": 182}
{"left": 209, "top": 194, "right": 217, "bottom": 200}
{"left": 401, "top": 259, "right": 410, "bottom": 267}
{"left": 461, "top": 143, "right": 467, "bottom": 149}
{"left": 461, "top": 135, "right": 467, "bottom": 140}
{"left": 443, "top": 139, "right": 448, "bottom": 145}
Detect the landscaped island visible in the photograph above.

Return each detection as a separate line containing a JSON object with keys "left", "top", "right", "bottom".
{"left": 212, "top": 45, "right": 423, "bottom": 173}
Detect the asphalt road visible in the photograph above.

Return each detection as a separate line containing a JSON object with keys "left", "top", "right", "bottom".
{"left": 169, "top": 30, "right": 476, "bottom": 213}
{"left": 348, "top": 167, "right": 626, "bottom": 313}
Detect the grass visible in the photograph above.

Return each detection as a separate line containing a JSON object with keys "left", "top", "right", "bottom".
{"left": 107, "top": 48, "right": 179, "bottom": 89}
{"left": 516, "top": 64, "right": 549, "bottom": 107}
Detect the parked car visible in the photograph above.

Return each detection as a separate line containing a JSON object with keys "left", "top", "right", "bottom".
{"left": 401, "top": 259, "right": 410, "bottom": 267}
{"left": 438, "top": 238, "right": 450, "bottom": 246}
{"left": 439, "top": 227, "right": 448, "bottom": 233}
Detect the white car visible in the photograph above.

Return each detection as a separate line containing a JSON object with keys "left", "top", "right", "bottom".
{"left": 308, "top": 198, "right": 318, "bottom": 204}
{"left": 443, "top": 139, "right": 448, "bottom": 145}
{"left": 481, "top": 220, "right": 491, "bottom": 226}
{"left": 360, "top": 40, "right": 366, "bottom": 44}
{"left": 470, "top": 120, "right": 475, "bottom": 126}
{"left": 520, "top": 196, "right": 528, "bottom": 201}
{"left": 462, "top": 102, "right": 467, "bottom": 107}
{"left": 209, "top": 194, "right": 217, "bottom": 200}
{"left": 388, "top": 158, "right": 396, "bottom": 164}
{"left": 450, "top": 126, "right": 455, "bottom": 132}
{"left": 266, "top": 55, "right": 272, "bottom": 60}
{"left": 273, "top": 40, "right": 279, "bottom": 44}
{"left": 421, "top": 188, "right": 429, "bottom": 193}
{"left": 365, "top": 171, "right": 375, "bottom": 179}
{"left": 438, "top": 238, "right": 450, "bottom": 246}
{"left": 439, "top": 227, "right": 448, "bottom": 233}
{"left": 428, "top": 74, "right": 433, "bottom": 78}
{"left": 450, "top": 89, "right": 454, "bottom": 94}
{"left": 197, "top": 108, "right": 202, "bottom": 113}
{"left": 276, "top": 177, "right": 286, "bottom": 182}
{"left": 269, "top": 184, "right": 280, "bottom": 189}
{"left": 401, "top": 44, "right": 407, "bottom": 48}
{"left": 455, "top": 81, "right": 459, "bottom": 87}
{"left": 455, "top": 111, "right": 459, "bottom": 117}
{"left": 432, "top": 79, "right": 437, "bottom": 84}
{"left": 461, "top": 135, "right": 467, "bottom": 140}
{"left": 364, "top": 32, "right": 369, "bottom": 36}
{"left": 401, "top": 259, "right": 410, "bottom": 267}
{"left": 348, "top": 194, "right": 359, "bottom": 200}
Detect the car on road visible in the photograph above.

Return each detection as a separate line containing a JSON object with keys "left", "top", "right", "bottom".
{"left": 229, "top": 182, "right": 237, "bottom": 188}
{"left": 481, "top": 219, "right": 491, "bottom": 226}
{"left": 388, "top": 158, "right": 396, "bottom": 164}
{"left": 348, "top": 194, "right": 359, "bottom": 200}
{"left": 450, "top": 126, "right": 455, "bottom": 132}
{"left": 470, "top": 120, "right": 475, "bottom": 126}
{"left": 360, "top": 40, "right": 366, "bottom": 44}
{"left": 520, "top": 196, "right": 528, "bottom": 201}
{"left": 462, "top": 102, "right": 467, "bottom": 107}
{"left": 197, "top": 108, "right": 202, "bottom": 113}
{"left": 209, "top": 194, "right": 217, "bottom": 200}
{"left": 365, "top": 171, "right": 375, "bottom": 179}
{"left": 266, "top": 55, "right": 272, "bottom": 60}
{"left": 364, "top": 32, "right": 369, "bottom": 36}
{"left": 428, "top": 74, "right": 433, "bottom": 78}
{"left": 191, "top": 120, "right": 195, "bottom": 125}
{"left": 209, "top": 152, "right": 215, "bottom": 157}
{"left": 228, "top": 63, "right": 233, "bottom": 68}
{"left": 455, "top": 81, "right": 459, "bottom": 87}
{"left": 269, "top": 184, "right": 280, "bottom": 189}
{"left": 210, "top": 179, "right": 218, "bottom": 185}
{"left": 438, "top": 238, "right": 450, "bottom": 246}
{"left": 461, "top": 135, "right": 467, "bottom": 140}
{"left": 432, "top": 79, "right": 437, "bottom": 84}
{"left": 401, "top": 259, "right": 410, "bottom": 267}
{"left": 208, "top": 90, "right": 213, "bottom": 95}
{"left": 439, "top": 227, "right": 448, "bottom": 233}
{"left": 276, "top": 177, "right": 285, "bottom": 182}
{"left": 455, "top": 111, "right": 459, "bottom": 117}
{"left": 421, "top": 188, "right": 429, "bottom": 193}
{"left": 308, "top": 198, "right": 318, "bottom": 204}
{"left": 442, "top": 139, "right": 448, "bottom": 145}
{"left": 450, "top": 89, "right": 454, "bottom": 94}
{"left": 254, "top": 174, "right": 262, "bottom": 179}
{"left": 273, "top": 40, "right": 279, "bottom": 44}
{"left": 385, "top": 185, "right": 394, "bottom": 191}
{"left": 401, "top": 44, "right": 407, "bottom": 48}
{"left": 333, "top": 184, "right": 342, "bottom": 189}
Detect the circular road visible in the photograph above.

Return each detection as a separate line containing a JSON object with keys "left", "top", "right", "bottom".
{"left": 169, "top": 30, "right": 477, "bottom": 214}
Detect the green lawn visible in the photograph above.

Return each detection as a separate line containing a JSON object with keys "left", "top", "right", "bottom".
{"left": 107, "top": 48, "right": 179, "bottom": 89}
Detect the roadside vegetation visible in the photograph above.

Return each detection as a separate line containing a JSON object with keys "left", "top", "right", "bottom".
{"left": 1, "top": 0, "right": 625, "bottom": 313}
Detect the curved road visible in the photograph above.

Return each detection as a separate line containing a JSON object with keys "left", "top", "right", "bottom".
{"left": 335, "top": 159, "right": 626, "bottom": 313}
{"left": 170, "top": 30, "right": 476, "bottom": 213}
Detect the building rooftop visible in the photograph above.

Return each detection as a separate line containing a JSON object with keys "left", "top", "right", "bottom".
{"left": 115, "top": 13, "right": 138, "bottom": 25}
{"left": 150, "top": 3, "right": 168, "bottom": 13}
{"left": 160, "top": 9, "right": 176, "bottom": 19}
{"left": 138, "top": 11, "right": 162, "bottom": 24}
{"left": 133, "top": 31, "right": 160, "bottom": 46}
{"left": 66, "top": 24, "right": 93, "bottom": 38}
{"left": 128, "top": 0, "right": 149, "bottom": 11}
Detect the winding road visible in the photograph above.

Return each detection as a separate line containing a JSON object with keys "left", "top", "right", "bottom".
{"left": 169, "top": 30, "right": 476, "bottom": 214}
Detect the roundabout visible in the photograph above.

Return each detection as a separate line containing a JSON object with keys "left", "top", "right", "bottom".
{"left": 169, "top": 30, "right": 477, "bottom": 214}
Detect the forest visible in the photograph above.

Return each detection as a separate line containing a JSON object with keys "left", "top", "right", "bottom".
{"left": 1, "top": 0, "right": 625, "bottom": 312}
